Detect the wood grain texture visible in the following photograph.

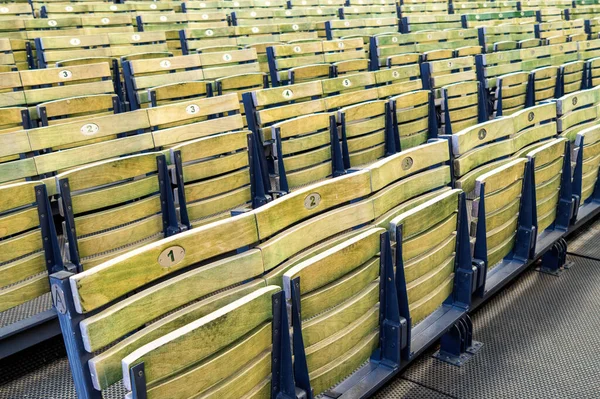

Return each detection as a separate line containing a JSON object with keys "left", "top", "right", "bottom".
{"left": 89, "top": 279, "right": 265, "bottom": 390}
{"left": 0, "top": 273, "right": 49, "bottom": 312}
{"left": 70, "top": 212, "right": 259, "bottom": 313}
{"left": 255, "top": 170, "right": 371, "bottom": 239}
{"left": 120, "top": 285, "right": 279, "bottom": 390}
{"left": 301, "top": 282, "right": 378, "bottom": 347}
{"left": 81, "top": 250, "right": 263, "bottom": 352}
{"left": 390, "top": 189, "right": 460, "bottom": 240}
{"left": 147, "top": 324, "right": 271, "bottom": 399}
{"left": 283, "top": 228, "right": 383, "bottom": 296}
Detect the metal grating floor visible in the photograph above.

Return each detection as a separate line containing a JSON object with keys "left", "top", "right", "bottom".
{"left": 3, "top": 225, "right": 600, "bottom": 398}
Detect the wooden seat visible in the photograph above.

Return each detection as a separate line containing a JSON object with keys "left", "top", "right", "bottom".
{"left": 523, "top": 138, "right": 570, "bottom": 234}
{"left": 171, "top": 130, "right": 257, "bottom": 227}
{"left": 0, "top": 3, "right": 33, "bottom": 19}
{"left": 51, "top": 217, "right": 280, "bottom": 394}
{"left": 282, "top": 228, "right": 386, "bottom": 396}
{"left": 271, "top": 112, "right": 342, "bottom": 191}
{"left": 535, "top": 19, "right": 586, "bottom": 43}
{"left": 56, "top": 152, "right": 178, "bottom": 271}
{"left": 121, "top": 285, "right": 285, "bottom": 399}
{"left": 450, "top": 103, "right": 557, "bottom": 195}
{"left": 389, "top": 189, "right": 465, "bottom": 324}
{"left": 321, "top": 17, "right": 398, "bottom": 40}
{"left": 0, "top": 63, "right": 116, "bottom": 122}
{"left": 574, "top": 124, "right": 600, "bottom": 206}
{"left": 123, "top": 53, "right": 204, "bottom": 109}
{"left": 556, "top": 86, "right": 600, "bottom": 141}
{"left": 472, "top": 158, "right": 529, "bottom": 269}
{"left": 461, "top": 11, "right": 536, "bottom": 28}
{"left": 340, "top": 5, "right": 398, "bottom": 19}
{"left": 399, "top": 14, "right": 462, "bottom": 32}
{"left": 136, "top": 12, "right": 228, "bottom": 55}
{"left": 339, "top": 99, "right": 390, "bottom": 168}
{"left": 389, "top": 89, "right": 434, "bottom": 150}
{"left": 37, "top": 94, "right": 121, "bottom": 127}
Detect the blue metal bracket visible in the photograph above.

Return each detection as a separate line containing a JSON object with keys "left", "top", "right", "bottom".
{"left": 394, "top": 225, "right": 412, "bottom": 361}
{"left": 383, "top": 101, "right": 396, "bottom": 156}
{"left": 427, "top": 91, "right": 439, "bottom": 141}
{"left": 433, "top": 315, "right": 483, "bottom": 366}
{"left": 330, "top": 114, "right": 346, "bottom": 178}
{"left": 130, "top": 362, "right": 148, "bottom": 399}
{"left": 242, "top": 91, "right": 272, "bottom": 194}
{"left": 50, "top": 271, "right": 102, "bottom": 399}
{"left": 179, "top": 30, "right": 189, "bottom": 55}
{"left": 172, "top": 149, "right": 191, "bottom": 229}
{"left": 514, "top": 160, "right": 536, "bottom": 261}
{"left": 248, "top": 133, "right": 270, "bottom": 208}
{"left": 273, "top": 128, "right": 289, "bottom": 193}
{"left": 373, "top": 231, "right": 406, "bottom": 367}
{"left": 369, "top": 36, "right": 380, "bottom": 71}
{"left": 122, "top": 60, "right": 141, "bottom": 111}
{"left": 58, "top": 178, "right": 82, "bottom": 272}
{"left": 272, "top": 290, "right": 306, "bottom": 399}
{"left": 554, "top": 140, "right": 575, "bottom": 231}
{"left": 290, "top": 277, "right": 314, "bottom": 399}
{"left": 157, "top": 154, "right": 181, "bottom": 236}
{"left": 339, "top": 112, "right": 351, "bottom": 170}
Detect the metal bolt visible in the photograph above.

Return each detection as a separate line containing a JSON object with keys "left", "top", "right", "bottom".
{"left": 138, "top": 370, "right": 143, "bottom": 377}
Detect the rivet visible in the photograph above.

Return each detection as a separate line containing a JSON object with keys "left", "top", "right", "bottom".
{"left": 138, "top": 370, "right": 143, "bottom": 377}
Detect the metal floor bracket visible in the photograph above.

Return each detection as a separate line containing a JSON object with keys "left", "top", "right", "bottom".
{"left": 538, "top": 238, "right": 573, "bottom": 276}
{"left": 432, "top": 315, "right": 482, "bottom": 367}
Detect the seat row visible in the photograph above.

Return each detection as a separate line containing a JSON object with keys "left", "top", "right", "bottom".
{"left": 39, "top": 93, "right": 600, "bottom": 398}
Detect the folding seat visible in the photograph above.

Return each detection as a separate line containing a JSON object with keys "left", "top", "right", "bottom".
{"left": 123, "top": 53, "right": 204, "bottom": 110}
{"left": 270, "top": 112, "right": 343, "bottom": 192}
{"left": 273, "top": 7, "right": 339, "bottom": 23}
{"left": 0, "top": 181, "right": 64, "bottom": 357}
{"left": 340, "top": 5, "right": 398, "bottom": 19}
{"left": 389, "top": 89, "right": 435, "bottom": 150}
{"left": 55, "top": 152, "right": 178, "bottom": 271}
{"left": 170, "top": 130, "right": 262, "bottom": 227}
{"left": 461, "top": 11, "right": 536, "bottom": 29}
{"left": 399, "top": 14, "right": 462, "bottom": 32}
{"left": 120, "top": 286, "right": 292, "bottom": 398}
{"left": 0, "top": 38, "right": 18, "bottom": 71}
{"left": 494, "top": 72, "right": 530, "bottom": 116}
{"left": 267, "top": 40, "right": 330, "bottom": 85}
{"left": 181, "top": 0, "right": 222, "bottom": 12}
{"left": 421, "top": 56, "right": 485, "bottom": 134}
{"left": 450, "top": 104, "right": 557, "bottom": 194}
{"left": 107, "top": 31, "right": 171, "bottom": 61}
{"left": 566, "top": 0, "right": 600, "bottom": 19}
{"left": 556, "top": 86, "right": 600, "bottom": 141}
{"left": 52, "top": 210, "right": 291, "bottom": 397}
{"left": 521, "top": 138, "right": 572, "bottom": 238}
{"left": 259, "top": 141, "right": 454, "bottom": 310}
{"left": 398, "top": 2, "right": 449, "bottom": 15}
{"left": 35, "top": 34, "right": 112, "bottom": 69}
{"left": 288, "top": 0, "right": 345, "bottom": 7}
{"left": 37, "top": 94, "right": 121, "bottom": 129}
{"left": 534, "top": 19, "right": 586, "bottom": 43}
{"left": 199, "top": 47, "right": 261, "bottom": 79}
{"left": 469, "top": 158, "right": 534, "bottom": 294}
{"left": 477, "top": 24, "right": 536, "bottom": 53}
{"left": 0, "top": 3, "right": 33, "bottom": 19}
{"left": 322, "top": 17, "right": 398, "bottom": 40}
{"left": 25, "top": 110, "right": 155, "bottom": 194}
{"left": 283, "top": 228, "right": 404, "bottom": 396}
{"left": 451, "top": 0, "right": 518, "bottom": 13}
{"left": 339, "top": 99, "right": 391, "bottom": 168}
{"left": 387, "top": 188, "right": 473, "bottom": 356}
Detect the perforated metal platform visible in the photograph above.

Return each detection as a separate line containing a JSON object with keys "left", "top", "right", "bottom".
{"left": 2, "top": 228, "right": 600, "bottom": 398}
